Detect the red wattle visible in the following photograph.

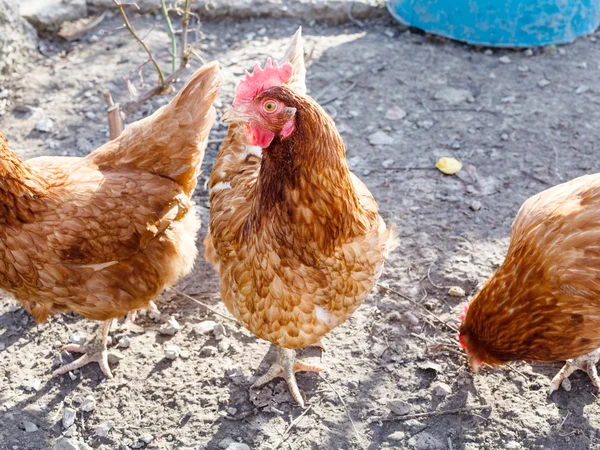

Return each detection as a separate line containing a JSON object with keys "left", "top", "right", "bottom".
{"left": 244, "top": 124, "right": 275, "bottom": 148}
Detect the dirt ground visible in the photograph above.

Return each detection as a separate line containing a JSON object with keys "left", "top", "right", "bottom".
{"left": 2, "top": 10, "right": 600, "bottom": 450}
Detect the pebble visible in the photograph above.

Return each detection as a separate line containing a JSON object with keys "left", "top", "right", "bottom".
{"left": 148, "top": 309, "right": 161, "bottom": 321}
{"left": 417, "top": 361, "right": 442, "bottom": 373}
{"left": 0, "top": 89, "right": 9, "bottom": 99}
{"left": 517, "top": 65, "right": 529, "bottom": 72}
{"left": 483, "top": 49, "right": 493, "bottom": 56}
{"left": 388, "top": 431, "right": 405, "bottom": 442}
{"left": 506, "top": 441, "right": 522, "bottom": 450}
{"left": 577, "top": 61, "right": 588, "bottom": 69}
{"left": 35, "top": 118, "right": 54, "bottom": 133}
{"left": 193, "top": 320, "right": 217, "bottom": 335}
{"left": 88, "top": 35, "right": 100, "bottom": 43}
{"left": 498, "top": 56, "right": 511, "bottom": 64}
{"left": 70, "top": 331, "right": 86, "bottom": 345}
{"left": 140, "top": 433, "right": 154, "bottom": 444}
{"left": 116, "top": 336, "right": 130, "bottom": 349}
{"left": 409, "top": 432, "right": 445, "bottom": 450}
{"left": 385, "top": 105, "right": 407, "bottom": 120}
{"left": 575, "top": 85, "right": 589, "bottom": 94}
{"left": 164, "top": 343, "right": 181, "bottom": 360}
{"left": 387, "top": 399, "right": 412, "bottom": 415}
{"left": 537, "top": 79, "right": 551, "bottom": 88}
{"left": 524, "top": 48, "right": 534, "bottom": 56}
{"left": 381, "top": 159, "right": 394, "bottom": 169}
{"left": 62, "top": 407, "right": 77, "bottom": 429}
{"left": 201, "top": 345, "right": 218, "bottom": 357}
{"left": 23, "top": 420, "right": 38, "bottom": 432}
{"left": 218, "top": 341, "right": 231, "bottom": 353}
{"left": 80, "top": 394, "right": 96, "bottom": 412}
{"left": 368, "top": 131, "right": 394, "bottom": 146}
{"left": 107, "top": 351, "right": 124, "bottom": 364}
{"left": 159, "top": 316, "right": 181, "bottom": 336}
{"left": 448, "top": 286, "right": 466, "bottom": 297}
{"left": 219, "top": 438, "right": 235, "bottom": 449}
{"left": 404, "top": 419, "right": 425, "bottom": 432}
{"left": 469, "top": 200, "right": 482, "bottom": 211}
{"left": 433, "top": 87, "right": 474, "bottom": 105}
{"left": 501, "top": 95, "right": 516, "bottom": 104}
{"left": 54, "top": 437, "right": 92, "bottom": 450}
{"left": 500, "top": 133, "right": 509, "bottom": 141}
{"left": 403, "top": 311, "right": 420, "bottom": 327}
{"left": 84, "top": 111, "right": 96, "bottom": 120}
{"left": 431, "top": 382, "right": 452, "bottom": 397}
{"left": 417, "top": 119, "right": 434, "bottom": 129}
{"left": 561, "top": 377, "right": 572, "bottom": 392}
{"left": 94, "top": 420, "right": 114, "bottom": 438}
{"left": 226, "top": 444, "right": 251, "bottom": 450}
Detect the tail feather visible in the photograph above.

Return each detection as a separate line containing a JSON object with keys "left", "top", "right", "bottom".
{"left": 88, "top": 61, "right": 221, "bottom": 195}
{"left": 280, "top": 27, "right": 306, "bottom": 95}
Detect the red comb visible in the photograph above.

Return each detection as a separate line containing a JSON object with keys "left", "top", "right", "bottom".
{"left": 457, "top": 303, "right": 470, "bottom": 349}
{"left": 233, "top": 57, "right": 293, "bottom": 107}
{"left": 459, "top": 302, "right": 469, "bottom": 322}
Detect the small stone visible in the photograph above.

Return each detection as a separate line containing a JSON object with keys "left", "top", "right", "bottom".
{"left": 388, "top": 431, "right": 405, "bottom": 442}
{"left": 517, "top": 65, "right": 529, "bottom": 72}
{"left": 506, "top": 441, "right": 521, "bottom": 450}
{"left": 448, "top": 286, "right": 466, "bottom": 297}
{"left": 368, "top": 131, "right": 394, "bottom": 146}
{"left": 200, "top": 346, "right": 218, "bottom": 357}
{"left": 164, "top": 343, "right": 180, "bottom": 360}
{"left": 561, "top": 377, "right": 572, "bottom": 392}
{"left": 0, "top": 89, "right": 9, "bottom": 99}
{"left": 84, "top": 111, "right": 96, "bottom": 120}
{"left": 0, "top": 343, "right": 5, "bottom": 351}
{"left": 538, "top": 79, "right": 551, "bottom": 88}
{"left": 499, "top": 56, "right": 511, "bottom": 64}
{"left": 348, "top": 156, "right": 362, "bottom": 169}
{"left": 106, "top": 351, "right": 124, "bottom": 364}
{"left": 148, "top": 309, "right": 161, "bottom": 321}
{"left": 218, "top": 341, "right": 230, "bottom": 353}
{"left": 483, "top": 49, "right": 493, "bottom": 56}
{"left": 385, "top": 105, "right": 407, "bottom": 120}
{"left": 70, "top": 331, "right": 86, "bottom": 345}
{"left": 500, "top": 133, "right": 509, "bottom": 141}
{"left": 524, "top": 48, "right": 534, "bottom": 57}
{"left": 80, "top": 394, "right": 96, "bottom": 412}
{"left": 417, "top": 361, "right": 442, "bottom": 373}
{"left": 94, "top": 420, "right": 114, "bottom": 438}
{"left": 193, "top": 320, "right": 217, "bottom": 335}
{"left": 219, "top": 438, "right": 235, "bottom": 449}
{"left": 404, "top": 419, "right": 425, "bottom": 432}
{"left": 577, "top": 61, "right": 588, "bottom": 69}
{"left": 226, "top": 444, "right": 251, "bottom": 450}
{"left": 431, "top": 382, "right": 452, "bottom": 397}
{"left": 469, "top": 200, "right": 482, "bottom": 211}
{"left": 381, "top": 159, "right": 394, "bottom": 169}
{"left": 403, "top": 311, "right": 420, "bottom": 327}
{"left": 35, "top": 119, "right": 54, "bottom": 133}
{"left": 140, "top": 433, "right": 154, "bottom": 444}
{"left": 575, "top": 85, "right": 589, "bottom": 94}
{"left": 387, "top": 399, "right": 412, "bottom": 415}
{"left": 409, "top": 431, "right": 444, "bottom": 450}
{"left": 417, "top": 119, "right": 434, "bottom": 130}
{"left": 62, "top": 407, "right": 76, "bottom": 429}
{"left": 159, "top": 316, "right": 181, "bottom": 336}
{"left": 433, "top": 87, "right": 474, "bottom": 105}
{"left": 501, "top": 95, "right": 516, "bottom": 103}
{"left": 23, "top": 421, "right": 38, "bottom": 432}
{"left": 116, "top": 336, "right": 130, "bottom": 349}
{"left": 54, "top": 437, "right": 78, "bottom": 450}
{"left": 88, "top": 35, "right": 100, "bottom": 43}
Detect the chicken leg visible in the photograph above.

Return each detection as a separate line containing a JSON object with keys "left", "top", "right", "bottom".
{"left": 549, "top": 348, "right": 600, "bottom": 395}
{"left": 52, "top": 320, "right": 114, "bottom": 379}
{"left": 251, "top": 347, "right": 324, "bottom": 408}
{"left": 121, "top": 300, "right": 159, "bottom": 331}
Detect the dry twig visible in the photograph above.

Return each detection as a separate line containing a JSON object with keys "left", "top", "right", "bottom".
{"left": 370, "top": 404, "right": 491, "bottom": 422}
{"left": 273, "top": 404, "right": 314, "bottom": 449}
{"left": 173, "top": 288, "right": 237, "bottom": 323}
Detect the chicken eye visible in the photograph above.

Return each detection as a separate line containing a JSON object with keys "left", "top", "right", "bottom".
{"left": 263, "top": 101, "right": 277, "bottom": 113}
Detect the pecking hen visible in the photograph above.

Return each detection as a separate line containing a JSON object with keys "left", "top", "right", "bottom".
{"left": 459, "top": 173, "right": 600, "bottom": 394}
{"left": 0, "top": 61, "right": 220, "bottom": 378}
{"left": 204, "top": 29, "right": 397, "bottom": 407}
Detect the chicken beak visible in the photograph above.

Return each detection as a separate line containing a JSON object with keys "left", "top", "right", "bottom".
{"left": 469, "top": 356, "right": 482, "bottom": 373}
{"left": 221, "top": 106, "right": 251, "bottom": 124}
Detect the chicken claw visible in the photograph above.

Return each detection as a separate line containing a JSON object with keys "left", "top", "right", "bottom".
{"left": 549, "top": 348, "right": 600, "bottom": 395}
{"left": 121, "top": 300, "right": 159, "bottom": 331}
{"left": 251, "top": 347, "right": 324, "bottom": 408}
{"left": 53, "top": 320, "right": 114, "bottom": 379}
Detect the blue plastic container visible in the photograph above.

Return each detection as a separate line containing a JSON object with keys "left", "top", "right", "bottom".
{"left": 387, "top": 0, "right": 600, "bottom": 47}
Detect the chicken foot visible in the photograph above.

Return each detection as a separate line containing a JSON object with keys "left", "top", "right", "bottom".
{"left": 251, "top": 347, "right": 324, "bottom": 408}
{"left": 121, "top": 300, "right": 159, "bottom": 330}
{"left": 53, "top": 320, "right": 114, "bottom": 379}
{"left": 549, "top": 348, "right": 600, "bottom": 395}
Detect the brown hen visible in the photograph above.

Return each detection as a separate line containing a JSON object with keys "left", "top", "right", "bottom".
{"left": 204, "top": 29, "right": 397, "bottom": 407}
{"left": 459, "top": 173, "right": 600, "bottom": 394}
{"left": 0, "top": 61, "right": 220, "bottom": 378}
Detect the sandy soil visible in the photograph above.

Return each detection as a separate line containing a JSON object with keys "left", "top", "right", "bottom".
{"left": 2, "top": 10, "right": 600, "bottom": 450}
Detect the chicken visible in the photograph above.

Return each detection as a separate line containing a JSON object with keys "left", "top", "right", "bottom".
{"left": 0, "top": 61, "right": 221, "bottom": 378}
{"left": 204, "top": 29, "right": 397, "bottom": 407}
{"left": 458, "top": 173, "right": 600, "bottom": 394}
